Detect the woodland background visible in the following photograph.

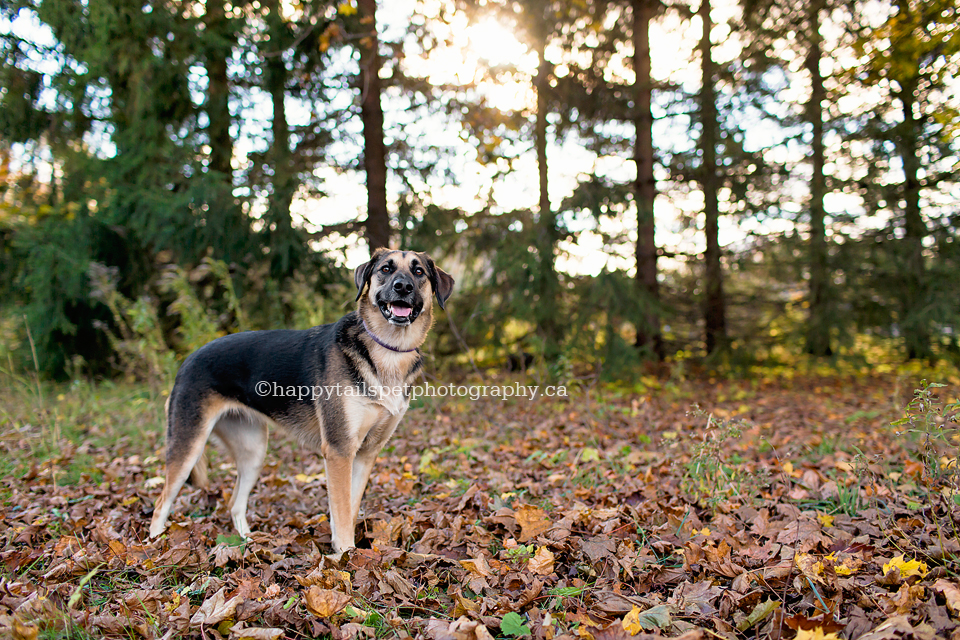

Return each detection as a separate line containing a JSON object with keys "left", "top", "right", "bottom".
{"left": 2, "top": 1, "right": 960, "bottom": 640}
{"left": 0, "top": 0, "right": 958, "bottom": 376}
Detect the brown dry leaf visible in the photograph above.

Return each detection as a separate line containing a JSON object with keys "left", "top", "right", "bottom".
{"left": 296, "top": 566, "right": 353, "bottom": 591}
{"left": 933, "top": 579, "right": 960, "bottom": 615}
{"left": 228, "top": 622, "right": 285, "bottom": 640}
{"left": 795, "top": 553, "right": 825, "bottom": 584}
{"left": 370, "top": 516, "right": 403, "bottom": 547}
{"left": 528, "top": 546, "right": 555, "bottom": 576}
{"left": 189, "top": 587, "right": 243, "bottom": 627}
{"left": 460, "top": 555, "right": 493, "bottom": 578}
{"left": 424, "top": 616, "right": 495, "bottom": 640}
{"left": 857, "top": 616, "right": 934, "bottom": 640}
{"left": 514, "top": 505, "right": 551, "bottom": 542}
{"left": 303, "top": 587, "right": 351, "bottom": 618}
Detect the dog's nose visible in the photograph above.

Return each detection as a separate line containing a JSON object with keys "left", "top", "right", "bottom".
{"left": 393, "top": 278, "right": 414, "bottom": 295}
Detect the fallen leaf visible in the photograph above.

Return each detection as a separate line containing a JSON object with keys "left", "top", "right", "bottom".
{"left": 303, "top": 587, "right": 351, "bottom": 618}
{"left": 795, "top": 628, "right": 841, "bottom": 640}
{"left": 228, "top": 622, "right": 285, "bottom": 640}
{"left": 621, "top": 604, "right": 672, "bottom": 633}
{"left": 882, "top": 555, "right": 928, "bottom": 579}
{"left": 528, "top": 546, "right": 555, "bottom": 575}
{"left": 933, "top": 579, "right": 960, "bottom": 615}
{"left": 736, "top": 599, "right": 780, "bottom": 632}
{"left": 515, "top": 505, "right": 551, "bottom": 542}
{"left": 460, "top": 555, "right": 493, "bottom": 578}
{"left": 190, "top": 587, "right": 243, "bottom": 627}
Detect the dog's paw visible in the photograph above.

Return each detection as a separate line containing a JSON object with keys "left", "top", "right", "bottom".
{"left": 325, "top": 548, "right": 353, "bottom": 565}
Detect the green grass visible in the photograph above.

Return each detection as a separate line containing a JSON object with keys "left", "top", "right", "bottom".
{"left": 0, "top": 372, "right": 166, "bottom": 491}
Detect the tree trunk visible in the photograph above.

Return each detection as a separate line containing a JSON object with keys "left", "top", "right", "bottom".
{"left": 804, "top": 0, "right": 832, "bottom": 357}
{"left": 896, "top": 80, "right": 930, "bottom": 360}
{"left": 632, "top": 0, "right": 663, "bottom": 360}
{"left": 205, "top": 0, "right": 232, "bottom": 179}
{"left": 204, "top": 0, "right": 248, "bottom": 263}
{"left": 699, "top": 0, "right": 726, "bottom": 355}
{"left": 358, "top": 0, "right": 390, "bottom": 254}
{"left": 264, "top": 0, "right": 298, "bottom": 278}
{"left": 534, "top": 38, "right": 561, "bottom": 360}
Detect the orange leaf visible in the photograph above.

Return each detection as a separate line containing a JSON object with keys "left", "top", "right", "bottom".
{"left": 303, "top": 587, "right": 351, "bottom": 618}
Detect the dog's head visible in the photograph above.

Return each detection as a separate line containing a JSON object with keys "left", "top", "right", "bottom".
{"left": 354, "top": 248, "right": 455, "bottom": 328}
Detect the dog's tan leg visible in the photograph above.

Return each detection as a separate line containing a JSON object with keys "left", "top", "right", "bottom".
{"left": 349, "top": 452, "right": 378, "bottom": 526}
{"left": 215, "top": 415, "right": 268, "bottom": 538}
{"left": 324, "top": 452, "right": 356, "bottom": 554}
{"left": 150, "top": 429, "right": 211, "bottom": 538}
{"left": 350, "top": 414, "right": 403, "bottom": 526}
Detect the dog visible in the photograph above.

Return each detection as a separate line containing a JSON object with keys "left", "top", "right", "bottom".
{"left": 148, "top": 248, "right": 454, "bottom": 554}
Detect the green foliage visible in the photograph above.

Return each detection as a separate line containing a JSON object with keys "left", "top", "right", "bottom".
{"left": 87, "top": 262, "right": 177, "bottom": 393}
{"left": 499, "top": 612, "right": 531, "bottom": 637}
{"left": 681, "top": 408, "right": 759, "bottom": 509}
{"left": 892, "top": 380, "right": 960, "bottom": 489}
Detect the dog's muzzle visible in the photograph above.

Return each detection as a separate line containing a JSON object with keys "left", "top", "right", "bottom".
{"left": 377, "top": 276, "right": 422, "bottom": 325}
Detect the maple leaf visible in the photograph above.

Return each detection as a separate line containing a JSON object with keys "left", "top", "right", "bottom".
{"left": 882, "top": 555, "right": 928, "bottom": 579}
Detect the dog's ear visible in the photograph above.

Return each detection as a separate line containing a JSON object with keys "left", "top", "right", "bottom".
{"left": 354, "top": 248, "right": 388, "bottom": 301}
{"left": 424, "top": 256, "right": 455, "bottom": 310}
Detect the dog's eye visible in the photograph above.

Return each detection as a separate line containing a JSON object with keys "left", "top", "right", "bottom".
{"left": 380, "top": 265, "right": 391, "bottom": 274}
{"left": 414, "top": 267, "right": 424, "bottom": 276}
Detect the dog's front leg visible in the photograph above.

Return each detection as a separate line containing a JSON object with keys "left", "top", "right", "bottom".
{"left": 323, "top": 452, "right": 356, "bottom": 555}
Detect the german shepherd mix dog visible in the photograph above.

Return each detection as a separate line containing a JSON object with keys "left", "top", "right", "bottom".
{"left": 149, "top": 249, "right": 454, "bottom": 555}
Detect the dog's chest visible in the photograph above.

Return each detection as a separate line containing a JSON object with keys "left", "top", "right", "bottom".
{"left": 353, "top": 352, "right": 416, "bottom": 416}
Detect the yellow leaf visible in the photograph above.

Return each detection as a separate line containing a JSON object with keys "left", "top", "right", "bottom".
{"left": 622, "top": 606, "right": 645, "bottom": 635}
{"left": 883, "top": 555, "right": 928, "bottom": 579}
{"left": 817, "top": 512, "right": 834, "bottom": 527}
{"left": 337, "top": 1, "right": 357, "bottom": 16}
{"left": 795, "top": 628, "right": 841, "bottom": 640}
{"left": 782, "top": 461, "right": 794, "bottom": 475}
{"left": 581, "top": 447, "right": 600, "bottom": 463}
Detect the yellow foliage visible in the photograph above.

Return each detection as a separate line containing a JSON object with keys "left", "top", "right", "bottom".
{"left": 883, "top": 555, "right": 928, "bottom": 578}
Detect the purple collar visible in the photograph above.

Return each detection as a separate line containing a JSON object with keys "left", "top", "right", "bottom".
{"left": 362, "top": 320, "right": 418, "bottom": 353}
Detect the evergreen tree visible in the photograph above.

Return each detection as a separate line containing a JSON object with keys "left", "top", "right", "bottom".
{"left": 850, "top": 0, "right": 959, "bottom": 360}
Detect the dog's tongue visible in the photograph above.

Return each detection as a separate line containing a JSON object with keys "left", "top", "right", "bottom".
{"left": 391, "top": 304, "right": 412, "bottom": 318}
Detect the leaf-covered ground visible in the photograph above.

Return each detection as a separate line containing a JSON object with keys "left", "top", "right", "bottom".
{"left": 1, "top": 371, "right": 959, "bottom": 640}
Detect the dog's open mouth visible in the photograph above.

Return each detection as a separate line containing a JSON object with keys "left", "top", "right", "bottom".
{"left": 380, "top": 300, "right": 416, "bottom": 324}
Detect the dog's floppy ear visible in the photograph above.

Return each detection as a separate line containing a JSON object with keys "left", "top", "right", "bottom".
{"left": 424, "top": 256, "right": 455, "bottom": 310}
{"left": 355, "top": 248, "right": 388, "bottom": 301}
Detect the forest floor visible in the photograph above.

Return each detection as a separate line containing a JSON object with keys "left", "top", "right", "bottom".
{"left": 1, "top": 366, "right": 959, "bottom": 640}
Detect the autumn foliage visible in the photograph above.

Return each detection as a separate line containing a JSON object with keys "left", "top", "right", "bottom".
{"left": 1, "top": 372, "right": 959, "bottom": 639}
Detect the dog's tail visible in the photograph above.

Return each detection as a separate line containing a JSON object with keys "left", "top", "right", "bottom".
{"left": 165, "top": 390, "right": 210, "bottom": 488}
{"left": 188, "top": 452, "right": 210, "bottom": 488}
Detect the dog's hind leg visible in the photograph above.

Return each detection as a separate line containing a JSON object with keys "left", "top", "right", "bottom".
{"left": 214, "top": 412, "right": 268, "bottom": 538}
{"left": 150, "top": 403, "right": 218, "bottom": 538}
